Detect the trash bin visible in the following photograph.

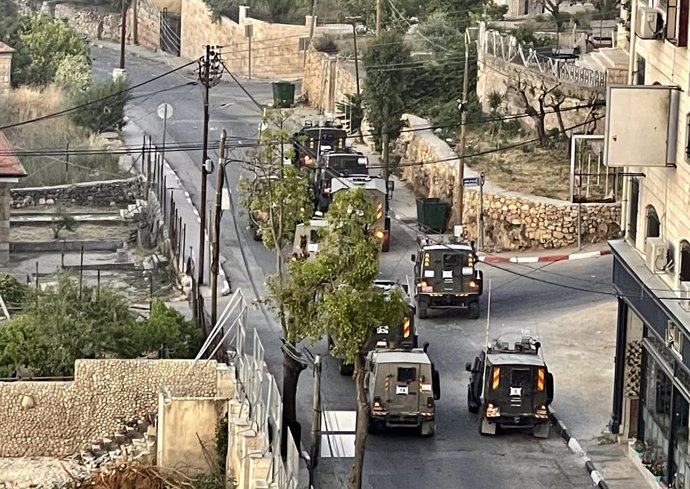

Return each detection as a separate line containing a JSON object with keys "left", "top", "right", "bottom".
{"left": 416, "top": 197, "right": 450, "bottom": 233}
{"left": 272, "top": 81, "right": 296, "bottom": 108}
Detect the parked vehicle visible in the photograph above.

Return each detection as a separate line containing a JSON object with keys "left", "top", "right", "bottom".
{"left": 411, "top": 235, "right": 483, "bottom": 319}
{"left": 466, "top": 334, "right": 554, "bottom": 438}
{"left": 365, "top": 346, "right": 440, "bottom": 436}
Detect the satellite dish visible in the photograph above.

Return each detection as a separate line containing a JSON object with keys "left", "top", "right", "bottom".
{"left": 157, "top": 103, "right": 174, "bottom": 120}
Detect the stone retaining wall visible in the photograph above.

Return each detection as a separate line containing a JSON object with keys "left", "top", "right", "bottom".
{"left": 302, "top": 47, "right": 361, "bottom": 114}
{"left": 397, "top": 114, "right": 621, "bottom": 250}
{"left": 53, "top": 1, "right": 160, "bottom": 51}
{"left": 11, "top": 178, "right": 143, "bottom": 208}
{"left": 0, "top": 359, "right": 221, "bottom": 457}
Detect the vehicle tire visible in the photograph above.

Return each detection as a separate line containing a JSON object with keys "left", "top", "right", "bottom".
{"left": 420, "top": 421, "right": 436, "bottom": 437}
{"left": 533, "top": 422, "right": 550, "bottom": 439}
{"left": 467, "top": 387, "right": 480, "bottom": 414}
{"left": 418, "top": 300, "right": 428, "bottom": 319}
{"left": 367, "top": 416, "right": 381, "bottom": 435}
{"left": 339, "top": 360, "right": 354, "bottom": 376}
{"left": 479, "top": 416, "right": 497, "bottom": 436}
{"left": 468, "top": 301, "right": 480, "bottom": 320}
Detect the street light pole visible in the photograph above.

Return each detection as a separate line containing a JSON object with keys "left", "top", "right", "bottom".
{"left": 454, "top": 29, "right": 470, "bottom": 230}
{"left": 210, "top": 130, "right": 227, "bottom": 328}
{"left": 119, "top": 0, "right": 127, "bottom": 70}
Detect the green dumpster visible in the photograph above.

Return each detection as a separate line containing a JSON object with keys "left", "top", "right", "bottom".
{"left": 416, "top": 197, "right": 450, "bottom": 233}
{"left": 272, "top": 81, "right": 296, "bottom": 108}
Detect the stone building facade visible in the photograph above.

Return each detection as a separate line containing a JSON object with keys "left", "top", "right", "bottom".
{"left": 607, "top": 7, "right": 690, "bottom": 489}
{"left": 0, "top": 132, "right": 26, "bottom": 264}
{"left": 0, "top": 42, "right": 13, "bottom": 91}
{"left": 0, "top": 359, "right": 224, "bottom": 457}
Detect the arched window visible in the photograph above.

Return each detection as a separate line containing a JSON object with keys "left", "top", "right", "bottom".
{"left": 646, "top": 206, "right": 660, "bottom": 239}
{"left": 680, "top": 241, "right": 690, "bottom": 282}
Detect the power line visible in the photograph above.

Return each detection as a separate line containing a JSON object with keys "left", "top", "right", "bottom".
{"left": 0, "top": 59, "right": 198, "bottom": 132}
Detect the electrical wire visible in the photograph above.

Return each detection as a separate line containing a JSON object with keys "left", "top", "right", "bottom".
{"left": 0, "top": 59, "right": 199, "bottom": 132}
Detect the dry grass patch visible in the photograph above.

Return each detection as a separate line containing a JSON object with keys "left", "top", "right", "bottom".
{"left": 465, "top": 126, "right": 571, "bottom": 200}
{"left": 0, "top": 86, "right": 125, "bottom": 188}
{"left": 11, "top": 223, "right": 133, "bottom": 241}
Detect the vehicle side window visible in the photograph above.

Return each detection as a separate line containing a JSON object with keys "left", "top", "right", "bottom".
{"left": 397, "top": 367, "right": 416, "bottom": 383}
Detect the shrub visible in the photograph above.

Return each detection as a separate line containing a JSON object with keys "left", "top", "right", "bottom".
{"left": 313, "top": 34, "right": 339, "bottom": 53}
{"left": 69, "top": 79, "right": 131, "bottom": 133}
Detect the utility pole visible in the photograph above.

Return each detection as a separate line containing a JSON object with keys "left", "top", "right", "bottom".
{"left": 454, "top": 29, "right": 470, "bottom": 229}
{"left": 308, "top": 355, "right": 322, "bottom": 488}
{"left": 119, "top": 0, "right": 127, "bottom": 69}
{"left": 304, "top": 0, "right": 317, "bottom": 67}
{"left": 132, "top": 0, "right": 138, "bottom": 45}
{"left": 376, "top": 0, "right": 382, "bottom": 36}
{"left": 210, "top": 130, "right": 227, "bottom": 329}
{"left": 197, "top": 45, "right": 222, "bottom": 286}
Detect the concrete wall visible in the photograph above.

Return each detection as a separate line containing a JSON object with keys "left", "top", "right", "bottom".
{"left": 476, "top": 53, "right": 606, "bottom": 133}
{"left": 54, "top": 1, "right": 160, "bottom": 51}
{"left": 0, "top": 183, "right": 10, "bottom": 265}
{"left": 180, "top": 0, "right": 311, "bottom": 79}
{"left": 157, "top": 396, "right": 229, "bottom": 474}
{"left": 11, "top": 177, "right": 143, "bottom": 208}
{"left": 397, "top": 114, "right": 621, "bottom": 250}
{"left": 627, "top": 37, "right": 690, "bottom": 289}
{"left": 0, "top": 359, "right": 221, "bottom": 457}
{"left": 497, "top": 0, "right": 542, "bottom": 18}
{"left": 302, "top": 47, "right": 362, "bottom": 113}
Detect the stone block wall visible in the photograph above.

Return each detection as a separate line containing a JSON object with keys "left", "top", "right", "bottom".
{"left": 397, "top": 114, "right": 621, "bottom": 250}
{"left": 0, "top": 359, "right": 222, "bottom": 457}
{"left": 10, "top": 177, "right": 143, "bottom": 208}
{"left": 54, "top": 1, "right": 160, "bottom": 51}
{"left": 180, "top": 0, "right": 311, "bottom": 79}
{"left": 0, "top": 183, "right": 10, "bottom": 265}
{"left": 302, "top": 47, "right": 362, "bottom": 114}
{"left": 476, "top": 53, "right": 606, "bottom": 134}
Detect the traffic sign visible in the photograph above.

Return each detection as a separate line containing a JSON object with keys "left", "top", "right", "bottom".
{"left": 462, "top": 177, "right": 480, "bottom": 187}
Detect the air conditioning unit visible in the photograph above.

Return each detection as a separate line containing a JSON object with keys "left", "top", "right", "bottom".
{"left": 637, "top": 5, "right": 664, "bottom": 39}
{"left": 680, "top": 281, "right": 690, "bottom": 313}
{"left": 645, "top": 237, "right": 669, "bottom": 273}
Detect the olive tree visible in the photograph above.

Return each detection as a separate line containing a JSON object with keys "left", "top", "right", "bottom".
{"left": 242, "top": 109, "right": 315, "bottom": 455}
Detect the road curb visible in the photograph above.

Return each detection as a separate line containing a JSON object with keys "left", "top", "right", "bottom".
{"left": 550, "top": 410, "right": 609, "bottom": 489}
{"left": 478, "top": 249, "right": 611, "bottom": 264}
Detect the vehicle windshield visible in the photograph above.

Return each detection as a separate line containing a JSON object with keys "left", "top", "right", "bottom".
{"left": 304, "top": 128, "right": 346, "bottom": 150}
{"left": 327, "top": 155, "right": 367, "bottom": 176}
{"left": 310, "top": 229, "right": 321, "bottom": 243}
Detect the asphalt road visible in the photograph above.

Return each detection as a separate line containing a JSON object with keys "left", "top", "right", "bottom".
{"left": 91, "top": 46, "right": 614, "bottom": 489}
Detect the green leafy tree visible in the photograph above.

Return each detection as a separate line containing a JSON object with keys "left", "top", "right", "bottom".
{"left": 0, "top": 274, "right": 27, "bottom": 311}
{"left": 55, "top": 53, "right": 92, "bottom": 90}
{"left": 12, "top": 15, "right": 90, "bottom": 86}
{"left": 69, "top": 79, "right": 131, "bottom": 133}
{"left": 286, "top": 188, "right": 406, "bottom": 489}
{"left": 0, "top": 274, "right": 137, "bottom": 376}
{"left": 242, "top": 109, "right": 314, "bottom": 455}
{"left": 132, "top": 299, "right": 204, "bottom": 358}
{"left": 362, "top": 31, "right": 412, "bottom": 178}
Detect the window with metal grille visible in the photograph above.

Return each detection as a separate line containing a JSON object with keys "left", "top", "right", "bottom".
{"left": 680, "top": 241, "right": 690, "bottom": 281}
{"left": 646, "top": 206, "right": 660, "bottom": 239}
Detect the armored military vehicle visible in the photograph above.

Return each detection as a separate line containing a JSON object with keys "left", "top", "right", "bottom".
{"left": 365, "top": 346, "right": 440, "bottom": 436}
{"left": 292, "top": 120, "right": 347, "bottom": 169}
{"left": 292, "top": 216, "right": 328, "bottom": 260}
{"left": 410, "top": 235, "right": 483, "bottom": 319}
{"left": 466, "top": 334, "right": 554, "bottom": 437}
{"left": 337, "top": 280, "right": 417, "bottom": 375}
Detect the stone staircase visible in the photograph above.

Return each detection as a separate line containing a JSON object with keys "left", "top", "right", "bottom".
{"left": 78, "top": 414, "right": 157, "bottom": 470}
{"left": 575, "top": 47, "right": 629, "bottom": 83}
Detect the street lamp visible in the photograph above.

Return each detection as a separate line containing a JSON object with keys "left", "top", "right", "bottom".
{"left": 344, "top": 16, "right": 362, "bottom": 98}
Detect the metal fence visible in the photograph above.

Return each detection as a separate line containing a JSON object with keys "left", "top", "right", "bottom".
{"left": 478, "top": 23, "right": 608, "bottom": 88}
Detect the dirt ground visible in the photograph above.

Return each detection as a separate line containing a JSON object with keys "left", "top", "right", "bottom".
{"left": 465, "top": 127, "right": 572, "bottom": 200}
{"left": 11, "top": 223, "right": 133, "bottom": 242}
{"left": 0, "top": 457, "right": 87, "bottom": 488}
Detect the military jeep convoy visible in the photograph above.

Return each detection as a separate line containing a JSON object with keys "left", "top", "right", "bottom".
{"left": 246, "top": 120, "right": 556, "bottom": 441}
